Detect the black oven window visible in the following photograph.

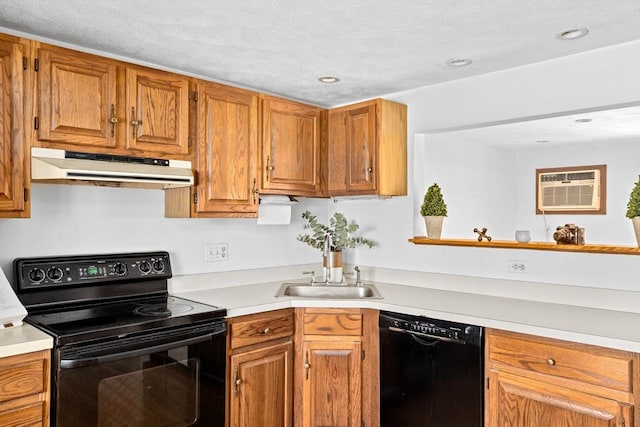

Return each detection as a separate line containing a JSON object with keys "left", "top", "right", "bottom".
{"left": 97, "top": 357, "right": 199, "bottom": 427}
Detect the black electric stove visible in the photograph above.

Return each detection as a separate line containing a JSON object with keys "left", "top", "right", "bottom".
{"left": 12, "top": 251, "right": 228, "bottom": 427}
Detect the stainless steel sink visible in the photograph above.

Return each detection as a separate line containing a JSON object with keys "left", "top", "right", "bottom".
{"left": 275, "top": 283, "right": 383, "bottom": 299}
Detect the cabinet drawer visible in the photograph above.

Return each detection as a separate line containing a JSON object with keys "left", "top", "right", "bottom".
{"left": 230, "top": 309, "right": 294, "bottom": 349}
{"left": 0, "top": 401, "right": 44, "bottom": 427}
{"left": 488, "top": 330, "right": 633, "bottom": 392}
{"left": 0, "top": 357, "right": 46, "bottom": 402}
{"left": 303, "top": 310, "right": 362, "bottom": 336}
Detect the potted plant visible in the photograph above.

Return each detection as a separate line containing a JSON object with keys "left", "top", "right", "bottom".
{"left": 420, "top": 183, "right": 448, "bottom": 239}
{"left": 297, "top": 210, "right": 376, "bottom": 282}
{"left": 626, "top": 175, "right": 640, "bottom": 247}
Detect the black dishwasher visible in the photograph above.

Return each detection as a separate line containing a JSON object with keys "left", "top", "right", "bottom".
{"left": 379, "top": 310, "right": 484, "bottom": 427}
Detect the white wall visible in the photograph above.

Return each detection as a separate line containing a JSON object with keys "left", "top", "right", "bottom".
{"left": 336, "top": 41, "right": 640, "bottom": 290}
{"left": 0, "top": 185, "right": 327, "bottom": 281}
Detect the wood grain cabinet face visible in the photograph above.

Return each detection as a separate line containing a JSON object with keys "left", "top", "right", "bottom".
{"left": 0, "top": 36, "right": 27, "bottom": 216}
{"left": 194, "top": 82, "right": 259, "bottom": 216}
{"left": 486, "top": 329, "right": 638, "bottom": 427}
{"left": 301, "top": 340, "right": 362, "bottom": 427}
{"left": 328, "top": 99, "right": 407, "bottom": 197}
{"left": 0, "top": 350, "right": 51, "bottom": 427}
{"left": 125, "top": 67, "right": 189, "bottom": 156}
{"left": 261, "top": 96, "right": 323, "bottom": 196}
{"left": 228, "top": 310, "right": 294, "bottom": 427}
{"left": 36, "top": 46, "right": 117, "bottom": 149}
{"left": 35, "top": 44, "right": 190, "bottom": 158}
{"left": 295, "top": 308, "right": 379, "bottom": 427}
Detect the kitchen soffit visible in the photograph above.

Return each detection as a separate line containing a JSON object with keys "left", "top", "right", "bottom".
{"left": 0, "top": 0, "right": 638, "bottom": 107}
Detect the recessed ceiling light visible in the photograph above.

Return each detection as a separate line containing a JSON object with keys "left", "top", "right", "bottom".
{"left": 318, "top": 76, "right": 340, "bottom": 83}
{"left": 556, "top": 27, "right": 589, "bottom": 40}
{"left": 446, "top": 58, "right": 472, "bottom": 67}
{"left": 535, "top": 140, "right": 551, "bottom": 144}
{"left": 575, "top": 118, "right": 593, "bottom": 123}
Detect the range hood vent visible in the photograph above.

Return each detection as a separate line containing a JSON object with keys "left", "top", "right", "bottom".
{"left": 31, "top": 148, "right": 194, "bottom": 189}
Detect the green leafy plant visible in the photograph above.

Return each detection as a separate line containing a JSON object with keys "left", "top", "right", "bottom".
{"left": 420, "top": 183, "right": 448, "bottom": 217}
{"left": 626, "top": 175, "right": 640, "bottom": 218}
{"left": 297, "top": 211, "right": 376, "bottom": 252}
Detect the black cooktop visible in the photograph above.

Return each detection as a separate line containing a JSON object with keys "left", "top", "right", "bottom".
{"left": 27, "top": 295, "right": 226, "bottom": 346}
{"left": 13, "top": 252, "right": 227, "bottom": 346}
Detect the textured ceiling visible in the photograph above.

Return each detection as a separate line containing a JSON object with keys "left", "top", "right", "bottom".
{"left": 0, "top": 0, "right": 639, "bottom": 107}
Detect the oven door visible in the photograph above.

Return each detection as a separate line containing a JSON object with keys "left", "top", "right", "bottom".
{"left": 53, "top": 321, "right": 226, "bottom": 427}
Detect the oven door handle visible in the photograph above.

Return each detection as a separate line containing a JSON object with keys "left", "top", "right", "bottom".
{"left": 59, "top": 332, "right": 220, "bottom": 370}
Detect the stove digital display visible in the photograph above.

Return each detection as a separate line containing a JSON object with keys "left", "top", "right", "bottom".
{"left": 78, "top": 265, "right": 107, "bottom": 279}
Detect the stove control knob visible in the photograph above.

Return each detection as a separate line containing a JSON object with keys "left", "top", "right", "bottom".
{"left": 139, "top": 260, "right": 151, "bottom": 274}
{"left": 114, "top": 262, "right": 127, "bottom": 276}
{"left": 28, "top": 268, "right": 46, "bottom": 283}
{"left": 152, "top": 259, "right": 165, "bottom": 273}
{"left": 47, "top": 267, "right": 64, "bottom": 281}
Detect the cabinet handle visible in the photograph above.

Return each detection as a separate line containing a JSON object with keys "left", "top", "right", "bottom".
{"left": 304, "top": 351, "right": 310, "bottom": 380}
{"left": 266, "top": 156, "right": 274, "bottom": 181}
{"left": 547, "top": 358, "right": 556, "bottom": 366}
{"left": 252, "top": 178, "right": 259, "bottom": 204}
{"left": 366, "top": 158, "right": 373, "bottom": 181}
{"left": 109, "top": 104, "right": 118, "bottom": 137}
{"left": 234, "top": 368, "right": 242, "bottom": 395}
{"left": 130, "top": 107, "right": 141, "bottom": 138}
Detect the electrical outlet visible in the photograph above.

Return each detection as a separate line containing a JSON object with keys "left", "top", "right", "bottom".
{"left": 205, "top": 243, "right": 228, "bottom": 262}
{"left": 508, "top": 260, "right": 528, "bottom": 274}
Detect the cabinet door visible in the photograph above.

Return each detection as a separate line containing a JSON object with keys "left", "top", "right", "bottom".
{"left": 487, "top": 370, "right": 633, "bottom": 427}
{"left": 262, "top": 96, "right": 322, "bottom": 195}
{"left": 0, "top": 38, "right": 26, "bottom": 214}
{"left": 36, "top": 45, "right": 117, "bottom": 148}
{"left": 229, "top": 341, "right": 293, "bottom": 427}
{"left": 125, "top": 67, "right": 189, "bottom": 156}
{"left": 344, "top": 103, "right": 377, "bottom": 193}
{"left": 301, "top": 340, "right": 362, "bottom": 427}
{"left": 194, "top": 82, "right": 258, "bottom": 215}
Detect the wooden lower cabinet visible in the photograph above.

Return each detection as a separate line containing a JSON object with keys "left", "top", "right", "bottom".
{"left": 295, "top": 307, "right": 379, "bottom": 427}
{"left": 229, "top": 341, "right": 293, "bottom": 427}
{"left": 0, "top": 350, "right": 51, "bottom": 427}
{"left": 227, "top": 309, "right": 294, "bottom": 427}
{"left": 486, "top": 329, "right": 639, "bottom": 427}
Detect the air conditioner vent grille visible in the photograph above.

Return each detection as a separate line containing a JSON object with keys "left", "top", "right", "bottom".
{"left": 536, "top": 165, "right": 606, "bottom": 214}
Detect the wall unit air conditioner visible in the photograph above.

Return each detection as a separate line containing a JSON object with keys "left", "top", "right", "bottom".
{"left": 536, "top": 165, "right": 606, "bottom": 214}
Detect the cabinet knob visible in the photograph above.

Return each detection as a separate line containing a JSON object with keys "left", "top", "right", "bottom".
{"left": 262, "top": 327, "right": 270, "bottom": 334}
{"left": 547, "top": 358, "right": 556, "bottom": 366}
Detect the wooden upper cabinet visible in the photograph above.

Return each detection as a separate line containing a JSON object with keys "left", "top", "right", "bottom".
{"left": 35, "top": 45, "right": 117, "bottom": 149}
{"left": 261, "top": 95, "right": 324, "bottom": 196}
{"left": 164, "top": 81, "right": 259, "bottom": 218}
{"left": 0, "top": 36, "right": 28, "bottom": 217}
{"left": 194, "top": 81, "right": 259, "bottom": 216}
{"left": 34, "top": 43, "right": 190, "bottom": 158}
{"left": 125, "top": 66, "right": 189, "bottom": 156}
{"left": 328, "top": 98, "right": 407, "bottom": 197}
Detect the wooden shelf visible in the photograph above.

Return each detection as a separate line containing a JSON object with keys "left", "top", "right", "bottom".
{"left": 408, "top": 237, "right": 640, "bottom": 255}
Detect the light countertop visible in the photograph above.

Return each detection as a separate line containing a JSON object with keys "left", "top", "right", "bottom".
{"left": 175, "top": 279, "right": 640, "bottom": 353}
{"left": 0, "top": 323, "right": 53, "bottom": 358}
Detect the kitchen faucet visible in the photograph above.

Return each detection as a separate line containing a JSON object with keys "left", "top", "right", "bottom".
{"left": 323, "top": 234, "right": 332, "bottom": 283}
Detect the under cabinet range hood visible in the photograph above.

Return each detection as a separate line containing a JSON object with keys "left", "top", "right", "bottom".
{"left": 31, "top": 148, "right": 194, "bottom": 189}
